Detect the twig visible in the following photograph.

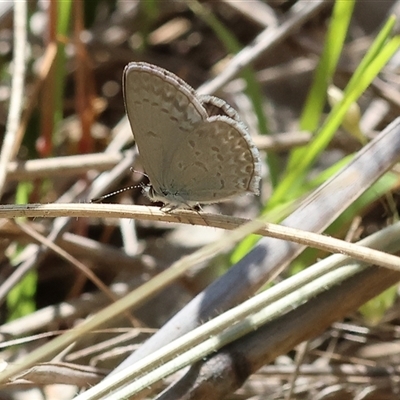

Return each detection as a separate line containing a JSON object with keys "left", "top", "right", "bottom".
{"left": 0, "top": 0, "right": 27, "bottom": 196}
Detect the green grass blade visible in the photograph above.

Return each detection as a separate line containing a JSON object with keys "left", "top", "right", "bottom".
{"left": 268, "top": 32, "right": 400, "bottom": 209}
{"left": 299, "top": 0, "right": 356, "bottom": 132}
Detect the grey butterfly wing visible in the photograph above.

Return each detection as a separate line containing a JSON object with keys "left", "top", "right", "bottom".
{"left": 164, "top": 115, "right": 261, "bottom": 203}
{"left": 123, "top": 62, "right": 208, "bottom": 194}
{"left": 199, "top": 95, "right": 242, "bottom": 121}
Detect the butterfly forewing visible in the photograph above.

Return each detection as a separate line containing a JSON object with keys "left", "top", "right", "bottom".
{"left": 123, "top": 63, "right": 207, "bottom": 194}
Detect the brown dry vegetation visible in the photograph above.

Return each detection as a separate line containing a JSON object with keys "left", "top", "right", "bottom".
{"left": 1, "top": 1, "right": 400, "bottom": 399}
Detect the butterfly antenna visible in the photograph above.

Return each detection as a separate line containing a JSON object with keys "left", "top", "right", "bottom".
{"left": 91, "top": 169, "right": 149, "bottom": 203}
{"left": 91, "top": 185, "right": 140, "bottom": 203}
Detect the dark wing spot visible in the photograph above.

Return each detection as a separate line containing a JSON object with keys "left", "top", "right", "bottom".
{"left": 147, "top": 130, "right": 158, "bottom": 138}
{"left": 194, "top": 161, "right": 208, "bottom": 172}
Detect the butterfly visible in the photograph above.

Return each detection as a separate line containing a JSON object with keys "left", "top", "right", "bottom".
{"left": 123, "top": 62, "right": 261, "bottom": 209}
